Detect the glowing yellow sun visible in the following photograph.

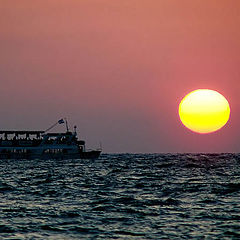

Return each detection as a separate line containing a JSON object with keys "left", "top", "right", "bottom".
{"left": 179, "top": 89, "right": 230, "bottom": 134}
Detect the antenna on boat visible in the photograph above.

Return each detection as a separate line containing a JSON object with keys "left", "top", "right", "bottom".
{"left": 44, "top": 119, "right": 65, "bottom": 132}
{"left": 64, "top": 118, "right": 69, "bottom": 132}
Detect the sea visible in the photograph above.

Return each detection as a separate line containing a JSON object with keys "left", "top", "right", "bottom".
{"left": 0, "top": 154, "right": 240, "bottom": 239}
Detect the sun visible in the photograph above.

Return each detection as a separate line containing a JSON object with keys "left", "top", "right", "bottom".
{"left": 179, "top": 89, "right": 230, "bottom": 134}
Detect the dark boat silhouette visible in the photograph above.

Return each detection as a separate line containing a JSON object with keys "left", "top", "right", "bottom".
{"left": 0, "top": 119, "right": 101, "bottom": 159}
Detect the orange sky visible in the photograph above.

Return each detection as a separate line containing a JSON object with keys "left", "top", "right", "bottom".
{"left": 0, "top": 0, "right": 240, "bottom": 152}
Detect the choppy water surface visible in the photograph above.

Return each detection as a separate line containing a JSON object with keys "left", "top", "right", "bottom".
{"left": 0, "top": 154, "right": 240, "bottom": 239}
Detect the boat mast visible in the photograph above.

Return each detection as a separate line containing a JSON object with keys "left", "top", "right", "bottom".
{"left": 65, "top": 118, "right": 69, "bottom": 132}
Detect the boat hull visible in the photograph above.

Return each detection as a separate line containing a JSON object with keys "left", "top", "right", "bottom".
{"left": 0, "top": 150, "right": 101, "bottom": 160}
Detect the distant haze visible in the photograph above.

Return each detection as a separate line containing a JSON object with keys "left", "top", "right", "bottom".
{"left": 1, "top": 1, "right": 240, "bottom": 153}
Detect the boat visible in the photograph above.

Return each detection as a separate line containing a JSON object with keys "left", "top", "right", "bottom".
{"left": 0, "top": 119, "right": 101, "bottom": 160}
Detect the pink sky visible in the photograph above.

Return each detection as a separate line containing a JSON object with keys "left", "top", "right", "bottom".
{"left": 0, "top": 0, "right": 240, "bottom": 152}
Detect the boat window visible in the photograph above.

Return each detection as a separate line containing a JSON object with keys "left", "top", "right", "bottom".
{"left": 44, "top": 149, "right": 63, "bottom": 153}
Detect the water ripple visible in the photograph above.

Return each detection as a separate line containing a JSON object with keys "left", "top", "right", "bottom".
{"left": 0, "top": 154, "right": 239, "bottom": 239}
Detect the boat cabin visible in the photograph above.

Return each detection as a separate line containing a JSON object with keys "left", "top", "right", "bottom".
{"left": 0, "top": 131, "right": 44, "bottom": 147}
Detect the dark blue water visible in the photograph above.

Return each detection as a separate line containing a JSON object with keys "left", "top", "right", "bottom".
{"left": 0, "top": 154, "right": 240, "bottom": 239}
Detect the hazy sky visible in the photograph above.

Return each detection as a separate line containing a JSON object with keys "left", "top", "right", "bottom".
{"left": 1, "top": 0, "right": 240, "bottom": 152}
